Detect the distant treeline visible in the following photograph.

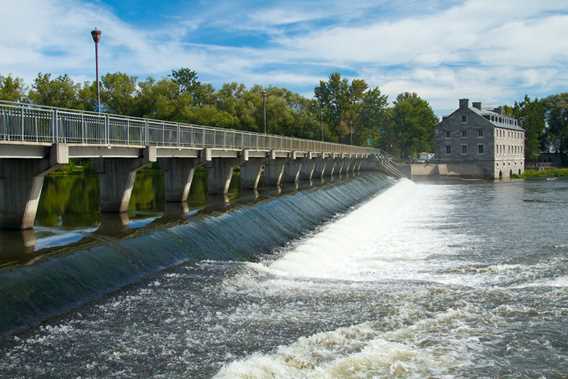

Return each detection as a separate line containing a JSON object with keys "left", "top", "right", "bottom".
{"left": 0, "top": 69, "right": 438, "bottom": 159}
{"left": 500, "top": 94, "right": 568, "bottom": 162}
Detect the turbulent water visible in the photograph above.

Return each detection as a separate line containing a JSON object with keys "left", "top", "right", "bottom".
{"left": 1, "top": 176, "right": 568, "bottom": 378}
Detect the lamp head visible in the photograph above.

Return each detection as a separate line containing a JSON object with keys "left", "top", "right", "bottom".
{"left": 91, "top": 28, "right": 101, "bottom": 43}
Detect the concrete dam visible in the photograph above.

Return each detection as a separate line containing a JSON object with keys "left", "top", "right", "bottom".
{"left": 0, "top": 101, "right": 402, "bottom": 338}
{"left": 0, "top": 100, "right": 400, "bottom": 230}
{"left": 0, "top": 174, "right": 397, "bottom": 338}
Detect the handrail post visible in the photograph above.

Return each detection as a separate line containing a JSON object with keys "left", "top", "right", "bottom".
{"left": 162, "top": 122, "right": 165, "bottom": 146}
{"left": 81, "top": 114, "right": 85, "bottom": 144}
{"left": 105, "top": 114, "right": 110, "bottom": 145}
{"left": 145, "top": 120, "right": 149, "bottom": 145}
{"left": 177, "top": 123, "right": 181, "bottom": 147}
{"left": 52, "top": 109, "right": 58, "bottom": 143}
{"left": 34, "top": 116, "right": 38, "bottom": 142}
{"left": 20, "top": 104, "right": 24, "bottom": 141}
{"left": 126, "top": 119, "right": 130, "bottom": 145}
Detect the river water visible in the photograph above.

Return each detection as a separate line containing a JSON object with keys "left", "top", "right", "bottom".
{"left": 1, "top": 176, "right": 568, "bottom": 378}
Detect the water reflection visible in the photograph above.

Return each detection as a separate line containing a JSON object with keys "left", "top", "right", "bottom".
{"left": 0, "top": 166, "right": 347, "bottom": 267}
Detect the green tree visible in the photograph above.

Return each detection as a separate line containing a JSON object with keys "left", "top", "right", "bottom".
{"left": 101, "top": 73, "right": 137, "bottom": 115}
{"left": 544, "top": 93, "right": 568, "bottom": 159}
{"left": 513, "top": 96, "right": 545, "bottom": 162}
{"left": 358, "top": 87, "right": 389, "bottom": 146}
{"left": 28, "top": 73, "right": 80, "bottom": 108}
{"left": 0, "top": 75, "right": 25, "bottom": 101}
{"left": 391, "top": 92, "right": 438, "bottom": 159}
{"left": 315, "top": 72, "right": 351, "bottom": 142}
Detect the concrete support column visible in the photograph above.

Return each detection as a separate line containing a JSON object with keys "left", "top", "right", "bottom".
{"left": 264, "top": 159, "right": 286, "bottom": 187}
{"left": 0, "top": 144, "right": 68, "bottom": 230}
{"left": 283, "top": 159, "right": 303, "bottom": 183}
{"left": 207, "top": 158, "right": 238, "bottom": 195}
{"left": 0, "top": 161, "right": 50, "bottom": 230}
{"left": 240, "top": 158, "right": 264, "bottom": 190}
{"left": 97, "top": 158, "right": 147, "bottom": 213}
{"left": 327, "top": 159, "right": 338, "bottom": 177}
{"left": 337, "top": 159, "right": 346, "bottom": 176}
{"left": 159, "top": 158, "right": 197, "bottom": 203}
{"left": 312, "top": 158, "right": 327, "bottom": 179}
{"left": 299, "top": 158, "right": 316, "bottom": 181}
{"left": 344, "top": 159, "right": 352, "bottom": 174}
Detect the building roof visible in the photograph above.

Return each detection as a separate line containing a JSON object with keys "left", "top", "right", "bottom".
{"left": 469, "top": 107, "right": 525, "bottom": 131}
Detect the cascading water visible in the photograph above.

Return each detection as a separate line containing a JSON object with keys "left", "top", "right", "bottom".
{"left": 1, "top": 176, "right": 567, "bottom": 378}
{"left": 0, "top": 174, "right": 395, "bottom": 337}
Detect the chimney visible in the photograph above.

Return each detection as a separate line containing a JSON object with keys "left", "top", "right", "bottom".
{"left": 459, "top": 98, "right": 469, "bottom": 109}
{"left": 472, "top": 101, "right": 482, "bottom": 110}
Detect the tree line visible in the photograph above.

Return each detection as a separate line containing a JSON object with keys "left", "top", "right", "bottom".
{"left": 501, "top": 94, "right": 568, "bottom": 162}
{"left": 0, "top": 69, "right": 438, "bottom": 159}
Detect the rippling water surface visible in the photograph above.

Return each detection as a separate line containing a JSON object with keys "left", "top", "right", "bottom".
{"left": 1, "top": 177, "right": 568, "bottom": 378}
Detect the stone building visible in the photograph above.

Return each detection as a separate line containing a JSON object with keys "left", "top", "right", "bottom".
{"left": 435, "top": 99, "right": 525, "bottom": 179}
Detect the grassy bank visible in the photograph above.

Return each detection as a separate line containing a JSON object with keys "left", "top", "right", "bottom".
{"left": 521, "top": 168, "right": 568, "bottom": 178}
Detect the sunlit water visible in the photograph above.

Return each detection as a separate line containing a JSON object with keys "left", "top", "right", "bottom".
{"left": 1, "top": 178, "right": 568, "bottom": 378}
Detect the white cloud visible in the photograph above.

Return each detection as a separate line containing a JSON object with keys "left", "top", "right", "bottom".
{"left": 0, "top": 0, "right": 567, "bottom": 115}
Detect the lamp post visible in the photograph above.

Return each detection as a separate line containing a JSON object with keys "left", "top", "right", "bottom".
{"left": 262, "top": 90, "right": 268, "bottom": 135}
{"left": 91, "top": 28, "right": 102, "bottom": 113}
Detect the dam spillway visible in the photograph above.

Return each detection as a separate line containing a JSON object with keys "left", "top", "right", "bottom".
{"left": 1, "top": 176, "right": 568, "bottom": 377}
{"left": 0, "top": 173, "right": 396, "bottom": 337}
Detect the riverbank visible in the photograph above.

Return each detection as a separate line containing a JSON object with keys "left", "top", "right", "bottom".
{"left": 521, "top": 168, "right": 568, "bottom": 178}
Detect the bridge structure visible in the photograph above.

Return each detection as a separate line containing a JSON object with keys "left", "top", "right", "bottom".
{"left": 0, "top": 100, "right": 400, "bottom": 230}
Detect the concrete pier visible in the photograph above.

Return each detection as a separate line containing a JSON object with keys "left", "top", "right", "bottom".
{"left": 312, "top": 158, "right": 327, "bottom": 179}
{"left": 207, "top": 158, "right": 238, "bottom": 194}
{"left": 159, "top": 158, "right": 197, "bottom": 202}
{"left": 328, "top": 159, "right": 337, "bottom": 177}
{"left": 337, "top": 159, "right": 345, "bottom": 176}
{"left": 343, "top": 159, "right": 352, "bottom": 174}
{"left": 284, "top": 159, "right": 303, "bottom": 183}
{"left": 0, "top": 144, "right": 68, "bottom": 229}
{"left": 98, "top": 159, "right": 148, "bottom": 213}
{"left": 299, "top": 158, "right": 316, "bottom": 181}
{"left": 240, "top": 159, "right": 264, "bottom": 190}
{"left": 264, "top": 159, "right": 286, "bottom": 187}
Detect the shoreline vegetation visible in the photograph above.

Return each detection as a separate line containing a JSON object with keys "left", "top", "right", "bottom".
{"left": 521, "top": 168, "right": 568, "bottom": 178}
{"left": 0, "top": 69, "right": 438, "bottom": 159}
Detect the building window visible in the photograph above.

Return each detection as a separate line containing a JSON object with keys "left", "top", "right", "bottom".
{"left": 461, "top": 144, "right": 467, "bottom": 154}
{"left": 445, "top": 131, "right": 451, "bottom": 138}
{"left": 461, "top": 115, "right": 467, "bottom": 123}
{"left": 478, "top": 129, "right": 483, "bottom": 137}
{"left": 478, "top": 144, "right": 484, "bottom": 154}
{"left": 462, "top": 130, "right": 467, "bottom": 137}
{"left": 446, "top": 145, "right": 451, "bottom": 154}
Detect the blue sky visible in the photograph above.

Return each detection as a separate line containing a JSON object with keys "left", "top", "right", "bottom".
{"left": 1, "top": 0, "right": 568, "bottom": 115}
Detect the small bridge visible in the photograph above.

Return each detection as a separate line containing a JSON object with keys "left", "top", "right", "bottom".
{"left": 0, "top": 101, "right": 400, "bottom": 230}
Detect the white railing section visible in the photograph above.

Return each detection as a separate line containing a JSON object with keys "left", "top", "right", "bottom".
{"left": 0, "top": 100, "right": 391, "bottom": 159}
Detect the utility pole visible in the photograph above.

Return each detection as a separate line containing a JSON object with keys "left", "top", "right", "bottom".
{"left": 91, "top": 28, "right": 102, "bottom": 113}
{"left": 262, "top": 90, "right": 268, "bottom": 135}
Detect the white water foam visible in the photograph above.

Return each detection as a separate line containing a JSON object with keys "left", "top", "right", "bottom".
{"left": 225, "top": 178, "right": 476, "bottom": 292}
{"left": 215, "top": 180, "right": 487, "bottom": 377}
{"left": 215, "top": 306, "right": 479, "bottom": 378}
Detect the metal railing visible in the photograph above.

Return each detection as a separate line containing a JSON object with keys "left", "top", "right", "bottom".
{"left": 0, "top": 100, "right": 390, "bottom": 159}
